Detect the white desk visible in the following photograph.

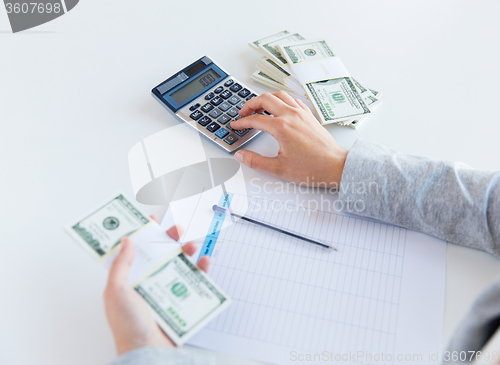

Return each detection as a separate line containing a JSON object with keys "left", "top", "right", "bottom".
{"left": 1, "top": 1, "right": 500, "bottom": 364}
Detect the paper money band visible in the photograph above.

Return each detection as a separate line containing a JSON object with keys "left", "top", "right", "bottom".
{"left": 290, "top": 57, "right": 350, "bottom": 85}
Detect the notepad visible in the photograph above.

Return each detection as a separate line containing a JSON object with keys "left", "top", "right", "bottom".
{"left": 162, "top": 189, "right": 446, "bottom": 364}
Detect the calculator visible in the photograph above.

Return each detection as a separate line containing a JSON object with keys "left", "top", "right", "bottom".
{"left": 152, "top": 56, "right": 262, "bottom": 153}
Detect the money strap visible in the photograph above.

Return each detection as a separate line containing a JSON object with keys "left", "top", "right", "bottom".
{"left": 289, "top": 57, "right": 350, "bottom": 85}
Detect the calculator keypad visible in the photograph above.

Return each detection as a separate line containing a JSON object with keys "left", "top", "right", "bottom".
{"left": 180, "top": 77, "right": 259, "bottom": 151}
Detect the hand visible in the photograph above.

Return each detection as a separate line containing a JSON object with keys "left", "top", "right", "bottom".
{"left": 103, "top": 218, "right": 210, "bottom": 355}
{"left": 231, "top": 91, "right": 348, "bottom": 188}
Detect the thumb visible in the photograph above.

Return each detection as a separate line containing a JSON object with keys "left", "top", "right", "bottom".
{"left": 108, "top": 237, "right": 135, "bottom": 287}
{"left": 234, "top": 149, "right": 279, "bottom": 174}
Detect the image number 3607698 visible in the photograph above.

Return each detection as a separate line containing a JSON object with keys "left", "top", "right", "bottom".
{"left": 3, "top": 0, "right": 79, "bottom": 33}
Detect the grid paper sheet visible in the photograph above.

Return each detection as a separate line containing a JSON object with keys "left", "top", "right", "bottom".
{"left": 178, "top": 192, "right": 446, "bottom": 365}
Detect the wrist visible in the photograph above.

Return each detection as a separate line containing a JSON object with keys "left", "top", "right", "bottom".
{"left": 329, "top": 148, "right": 348, "bottom": 188}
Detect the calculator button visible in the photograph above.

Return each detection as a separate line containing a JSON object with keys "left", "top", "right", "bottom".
{"left": 226, "top": 107, "right": 239, "bottom": 118}
{"left": 224, "top": 135, "right": 238, "bottom": 145}
{"left": 206, "top": 122, "right": 220, "bottom": 133}
{"left": 208, "top": 108, "right": 223, "bottom": 119}
{"left": 210, "top": 96, "right": 223, "bottom": 106}
{"left": 234, "top": 128, "right": 249, "bottom": 137}
{"left": 189, "top": 103, "right": 200, "bottom": 111}
{"left": 224, "top": 79, "right": 234, "bottom": 87}
{"left": 218, "top": 101, "right": 231, "bottom": 112}
{"left": 205, "top": 92, "right": 215, "bottom": 100}
{"left": 228, "top": 96, "right": 241, "bottom": 105}
{"left": 201, "top": 103, "right": 214, "bottom": 113}
{"left": 217, "top": 114, "right": 231, "bottom": 125}
{"left": 198, "top": 116, "right": 212, "bottom": 126}
{"left": 189, "top": 110, "right": 203, "bottom": 120}
{"left": 215, "top": 128, "right": 229, "bottom": 139}
{"left": 220, "top": 90, "right": 233, "bottom": 99}
{"left": 238, "top": 88, "right": 251, "bottom": 98}
{"left": 225, "top": 122, "right": 232, "bottom": 130}
{"left": 246, "top": 93, "right": 257, "bottom": 101}
{"left": 214, "top": 86, "right": 224, "bottom": 94}
{"left": 236, "top": 100, "right": 246, "bottom": 109}
{"left": 229, "top": 83, "right": 242, "bottom": 92}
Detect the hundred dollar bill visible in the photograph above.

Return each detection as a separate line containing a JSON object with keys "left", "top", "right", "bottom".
{"left": 279, "top": 40, "right": 372, "bottom": 124}
{"left": 66, "top": 193, "right": 151, "bottom": 260}
{"left": 135, "top": 250, "right": 231, "bottom": 345}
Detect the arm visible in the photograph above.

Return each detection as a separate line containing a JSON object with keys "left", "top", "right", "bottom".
{"left": 231, "top": 92, "right": 500, "bottom": 258}
{"left": 338, "top": 139, "right": 500, "bottom": 258}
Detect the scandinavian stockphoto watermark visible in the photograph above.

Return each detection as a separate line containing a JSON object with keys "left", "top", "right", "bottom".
{"left": 290, "top": 350, "right": 500, "bottom": 363}
{"left": 248, "top": 177, "right": 379, "bottom": 215}
{"left": 3, "top": 0, "right": 79, "bottom": 33}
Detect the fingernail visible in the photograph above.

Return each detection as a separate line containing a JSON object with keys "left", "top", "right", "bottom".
{"left": 235, "top": 151, "right": 244, "bottom": 162}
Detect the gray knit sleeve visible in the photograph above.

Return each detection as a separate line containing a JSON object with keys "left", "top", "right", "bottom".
{"left": 107, "top": 348, "right": 215, "bottom": 365}
{"left": 338, "top": 139, "right": 500, "bottom": 258}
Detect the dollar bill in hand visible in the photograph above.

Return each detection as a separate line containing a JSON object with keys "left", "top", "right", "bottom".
{"left": 135, "top": 250, "right": 231, "bottom": 345}
{"left": 65, "top": 193, "right": 232, "bottom": 345}
{"left": 66, "top": 193, "right": 151, "bottom": 260}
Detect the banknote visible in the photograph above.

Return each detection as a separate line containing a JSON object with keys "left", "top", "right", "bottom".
{"left": 135, "top": 250, "right": 231, "bottom": 345}
{"left": 66, "top": 193, "right": 151, "bottom": 260}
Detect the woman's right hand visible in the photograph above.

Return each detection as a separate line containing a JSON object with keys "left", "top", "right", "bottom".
{"left": 231, "top": 91, "right": 348, "bottom": 188}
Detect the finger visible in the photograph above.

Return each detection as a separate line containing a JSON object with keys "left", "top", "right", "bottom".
{"left": 167, "top": 225, "right": 184, "bottom": 241}
{"left": 108, "top": 237, "right": 135, "bottom": 287}
{"left": 150, "top": 215, "right": 159, "bottom": 223}
{"left": 273, "top": 91, "right": 300, "bottom": 108}
{"left": 197, "top": 255, "right": 210, "bottom": 273}
{"left": 230, "top": 114, "right": 278, "bottom": 138}
{"left": 239, "top": 93, "right": 290, "bottom": 117}
{"left": 181, "top": 242, "right": 197, "bottom": 256}
{"left": 295, "top": 98, "right": 311, "bottom": 112}
{"left": 234, "top": 149, "right": 280, "bottom": 175}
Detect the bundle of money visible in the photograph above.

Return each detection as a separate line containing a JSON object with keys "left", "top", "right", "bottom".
{"left": 249, "top": 31, "right": 381, "bottom": 129}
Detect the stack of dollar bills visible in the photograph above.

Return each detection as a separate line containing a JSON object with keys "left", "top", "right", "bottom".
{"left": 249, "top": 31, "right": 381, "bottom": 129}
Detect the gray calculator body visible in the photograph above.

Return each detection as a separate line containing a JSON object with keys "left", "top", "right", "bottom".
{"left": 152, "top": 56, "right": 261, "bottom": 153}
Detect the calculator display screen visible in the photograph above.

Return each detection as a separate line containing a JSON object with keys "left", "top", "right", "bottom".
{"left": 170, "top": 69, "right": 221, "bottom": 104}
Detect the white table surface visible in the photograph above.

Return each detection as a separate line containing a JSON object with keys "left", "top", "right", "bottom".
{"left": 1, "top": 1, "right": 500, "bottom": 364}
